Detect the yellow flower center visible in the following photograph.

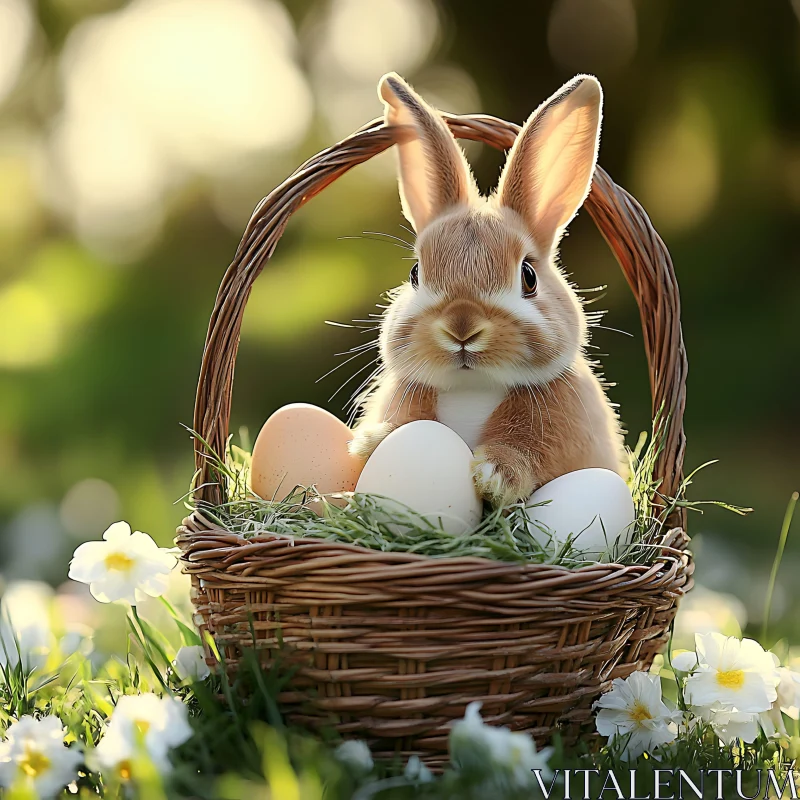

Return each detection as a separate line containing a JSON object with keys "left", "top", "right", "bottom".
{"left": 19, "top": 746, "right": 51, "bottom": 778}
{"left": 629, "top": 702, "right": 653, "bottom": 724}
{"left": 134, "top": 719, "right": 151, "bottom": 736}
{"left": 118, "top": 760, "right": 133, "bottom": 781}
{"left": 104, "top": 551, "right": 135, "bottom": 573}
{"left": 716, "top": 669, "right": 745, "bottom": 690}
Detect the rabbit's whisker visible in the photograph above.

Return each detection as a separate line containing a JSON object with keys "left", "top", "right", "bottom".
{"left": 588, "top": 323, "right": 633, "bottom": 337}
{"left": 325, "top": 319, "right": 379, "bottom": 331}
{"left": 317, "top": 346, "right": 379, "bottom": 383}
{"left": 337, "top": 234, "right": 413, "bottom": 251}
{"left": 335, "top": 340, "right": 380, "bottom": 357}
{"left": 347, "top": 364, "right": 385, "bottom": 423}
{"left": 362, "top": 230, "right": 416, "bottom": 249}
{"left": 398, "top": 223, "right": 417, "bottom": 241}
{"left": 329, "top": 356, "right": 381, "bottom": 402}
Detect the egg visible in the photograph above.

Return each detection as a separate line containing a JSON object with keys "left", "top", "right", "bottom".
{"left": 524, "top": 468, "right": 636, "bottom": 557}
{"left": 355, "top": 420, "right": 482, "bottom": 535}
{"left": 250, "top": 404, "right": 364, "bottom": 501}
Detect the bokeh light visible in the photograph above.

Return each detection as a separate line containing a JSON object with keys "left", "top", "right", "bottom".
{"left": 59, "top": 478, "right": 121, "bottom": 540}
{"left": 0, "top": 0, "right": 34, "bottom": 106}
{"left": 0, "top": 240, "right": 115, "bottom": 368}
{"left": 631, "top": 92, "right": 719, "bottom": 234}
{"left": 48, "top": 0, "right": 312, "bottom": 252}
{"left": 672, "top": 585, "right": 748, "bottom": 651}
{"left": 2, "top": 504, "right": 64, "bottom": 582}
{"left": 325, "top": 0, "right": 439, "bottom": 82}
{"left": 547, "top": 0, "right": 638, "bottom": 75}
{"left": 311, "top": 0, "right": 440, "bottom": 138}
{"left": 0, "top": 280, "right": 61, "bottom": 368}
{"left": 242, "top": 246, "right": 371, "bottom": 344}
{"left": 0, "top": 127, "right": 42, "bottom": 247}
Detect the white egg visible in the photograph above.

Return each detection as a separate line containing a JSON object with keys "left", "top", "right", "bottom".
{"left": 524, "top": 468, "right": 635, "bottom": 558}
{"left": 355, "top": 421, "right": 482, "bottom": 535}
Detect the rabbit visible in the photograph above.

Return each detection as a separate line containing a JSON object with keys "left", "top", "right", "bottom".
{"left": 348, "top": 72, "right": 628, "bottom": 506}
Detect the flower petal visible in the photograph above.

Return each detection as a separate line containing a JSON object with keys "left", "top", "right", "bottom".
{"left": 103, "top": 521, "right": 132, "bottom": 543}
{"left": 671, "top": 651, "right": 698, "bottom": 672}
{"left": 69, "top": 542, "right": 110, "bottom": 582}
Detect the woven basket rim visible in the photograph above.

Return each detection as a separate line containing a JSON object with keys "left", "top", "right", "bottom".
{"left": 177, "top": 515, "right": 691, "bottom": 586}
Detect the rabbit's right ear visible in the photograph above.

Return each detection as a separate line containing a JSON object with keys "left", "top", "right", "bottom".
{"left": 379, "top": 73, "right": 476, "bottom": 232}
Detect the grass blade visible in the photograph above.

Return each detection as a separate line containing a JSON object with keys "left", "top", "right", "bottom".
{"left": 762, "top": 491, "right": 799, "bottom": 645}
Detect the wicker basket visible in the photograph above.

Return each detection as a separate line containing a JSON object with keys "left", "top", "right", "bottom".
{"left": 176, "top": 112, "right": 693, "bottom": 766}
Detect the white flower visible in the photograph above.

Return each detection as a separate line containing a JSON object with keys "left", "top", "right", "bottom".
{"left": 694, "top": 705, "right": 762, "bottom": 745}
{"left": 594, "top": 672, "right": 678, "bottom": 760}
{"left": 59, "top": 624, "right": 94, "bottom": 659}
{"left": 93, "top": 693, "right": 192, "bottom": 778}
{"left": 673, "top": 634, "right": 784, "bottom": 745}
{"left": 0, "top": 616, "right": 51, "bottom": 672}
{"left": 404, "top": 755, "right": 433, "bottom": 784}
{"left": 776, "top": 667, "right": 800, "bottom": 719}
{"left": 172, "top": 645, "right": 211, "bottom": 683}
{"left": 0, "top": 715, "right": 83, "bottom": 798}
{"left": 758, "top": 666, "right": 800, "bottom": 739}
{"left": 493, "top": 726, "right": 553, "bottom": 789}
{"left": 0, "top": 582, "right": 55, "bottom": 670}
{"left": 334, "top": 740, "right": 373, "bottom": 776}
{"left": 450, "top": 701, "right": 497, "bottom": 770}
{"left": 674, "top": 633, "right": 778, "bottom": 714}
{"left": 450, "top": 702, "right": 553, "bottom": 788}
{"left": 758, "top": 706, "right": 785, "bottom": 740}
{"left": 670, "top": 650, "right": 700, "bottom": 672}
{"left": 68, "top": 522, "right": 176, "bottom": 605}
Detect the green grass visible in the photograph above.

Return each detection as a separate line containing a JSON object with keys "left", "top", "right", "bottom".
{"left": 762, "top": 491, "right": 799, "bottom": 645}
{"left": 187, "top": 414, "right": 747, "bottom": 569}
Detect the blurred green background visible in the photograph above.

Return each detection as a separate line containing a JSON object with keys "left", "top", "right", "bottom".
{"left": 0, "top": 0, "right": 798, "bottom": 640}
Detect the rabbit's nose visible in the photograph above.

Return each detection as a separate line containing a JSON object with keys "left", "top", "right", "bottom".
{"left": 437, "top": 320, "right": 490, "bottom": 350}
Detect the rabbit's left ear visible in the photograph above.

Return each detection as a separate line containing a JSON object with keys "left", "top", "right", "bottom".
{"left": 379, "top": 72, "right": 476, "bottom": 232}
{"left": 497, "top": 75, "right": 602, "bottom": 254}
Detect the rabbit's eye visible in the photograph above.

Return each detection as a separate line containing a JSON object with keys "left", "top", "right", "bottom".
{"left": 410, "top": 262, "right": 419, "bottom": 289}
{"left": 521, "top": 259, "right": 538, "bottom": 297}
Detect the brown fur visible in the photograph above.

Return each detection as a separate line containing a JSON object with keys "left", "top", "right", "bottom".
{"left": 350, "top": 73, "right": 626, "bottom": 505}
{"left": 348, "top": 376, "right": 437, "bottom": 461}
{"left": 419, "top": 209, "right": 521, "bottom": 293}
{"left": 475, "top": 361, "right": 625, "bottom": 503}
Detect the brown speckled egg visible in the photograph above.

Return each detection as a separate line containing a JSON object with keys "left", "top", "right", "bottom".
{"left": 250, "top": 404, "right": 363, "bottom": 501}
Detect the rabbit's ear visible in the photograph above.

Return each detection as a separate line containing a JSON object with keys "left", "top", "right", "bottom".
{"left": 497, "top": 75, "right": 602, "bottom": 254}
{"left": 379, "top": 72, "right": 475, "bottom": 232}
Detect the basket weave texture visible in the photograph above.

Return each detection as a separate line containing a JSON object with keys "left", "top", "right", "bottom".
{"left": 176, "top": 113, "right": 693, "bottom": 765}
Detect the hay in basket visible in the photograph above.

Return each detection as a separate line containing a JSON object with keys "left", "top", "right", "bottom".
{"left": 176, "top": 112, "right": 693, "bottom": 767}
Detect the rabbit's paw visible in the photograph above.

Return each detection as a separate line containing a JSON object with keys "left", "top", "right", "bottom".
{"left": 348, "top": 422, "right": 396, "bottom": 461}
{"left": 471, "top": 444, "right": 536, "bottom": 507}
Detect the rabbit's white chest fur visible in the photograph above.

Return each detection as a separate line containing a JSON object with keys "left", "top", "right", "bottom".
{"left": 436, "top": 387, "right": 505, "bottom": 450}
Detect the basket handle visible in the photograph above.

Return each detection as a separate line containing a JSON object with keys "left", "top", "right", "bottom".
{"left": 191, "top": 114, "right": 687, "bottom": 531}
